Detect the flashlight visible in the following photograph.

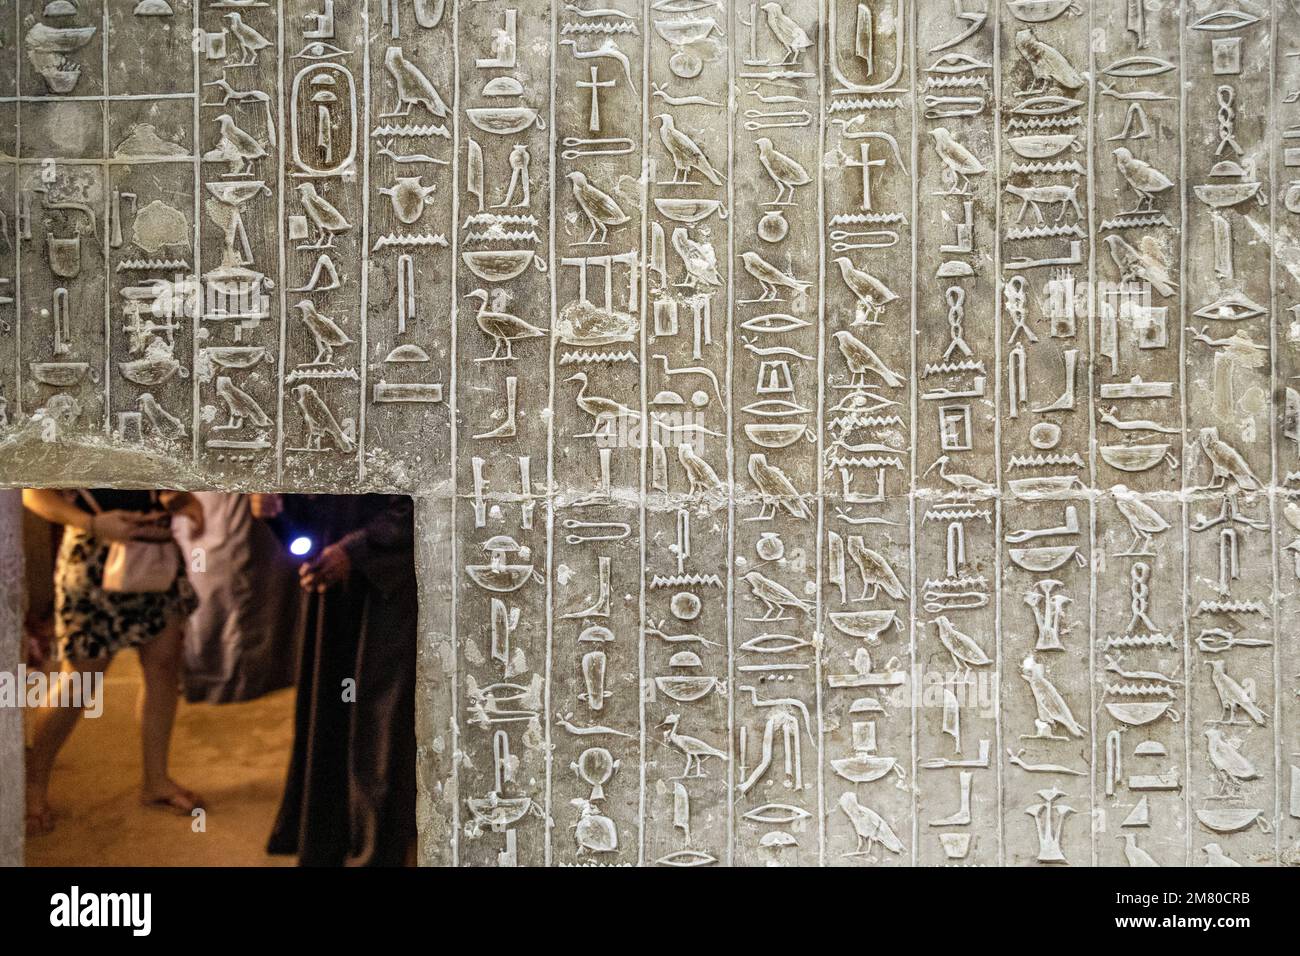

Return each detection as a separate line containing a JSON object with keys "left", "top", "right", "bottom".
{"left": 261, "top": 508, "right": 319, "bottom": 560}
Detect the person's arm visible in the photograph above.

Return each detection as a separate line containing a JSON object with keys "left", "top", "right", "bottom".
{"left": 159, "top": 490, "right": 205, "bottom": 537}
{"left": 22, "top": 489, "right": 172, "bottom": 541}
{"left": 22, "top": 489, "right": 92, "bottom": 533}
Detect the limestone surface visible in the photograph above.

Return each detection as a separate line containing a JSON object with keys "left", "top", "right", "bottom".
{"left": 1, "top": 1, "right": 1299, "bottom": 866}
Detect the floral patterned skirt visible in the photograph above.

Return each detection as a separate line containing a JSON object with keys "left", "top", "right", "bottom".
{"left": 54, "top": 527, "right": 199, "bottom": 661}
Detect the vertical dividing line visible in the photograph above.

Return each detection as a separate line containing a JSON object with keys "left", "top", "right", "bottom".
{"left": 13, "top": 0, "right": 22, "bottom": 417}
{"left": 813, "top": 0, "right": 828, "bottom": 867}
{"left": 724, "top": 0, "right": 737, "bottom": 869}
{"left": 357, "top": 6, "right": 372, "bottom": 482}
{"left": 991, "top": 3, "right": 1005, "bottom": 866}
{"left": 1268, "top": 0, "right": 1284, "bottom": 861}
{"left": 543, "top": 0, "right": 558, "bottom": 869}
{"left": 1084, "top": 0, "right": 1099, "bottom": 869}
{"left": 13, "top": 0, "right": 21, "bottom": 416}
{"left": 728, "top": 0, "right": 738, "bottom": 868}
{"left": 101, "top": 3, "right": 111, "bottom": 434}
{"left": 637, "top": 0, "right": 650, "bottom": 869}
{"left": 906, "top": 0, "right": 919, "bottom": 868}
{"left": 448, "top": 0, "right": 462, "bottom": 869}
{"left": 192, "top": 0, "right": 202, "bottom": 465}
{"left": 274, "top": 0, "right": 289, "bottom": 485}
{"left": 1177, "top": 0, "right": 1192, "bottom": 869}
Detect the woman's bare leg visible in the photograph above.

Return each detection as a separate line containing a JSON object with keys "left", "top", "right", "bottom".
{"left": 136, "top": 624, "right": 201, "bottom": 809}
{"left": 25, "top": 654, "right": 112, "bottom": 833}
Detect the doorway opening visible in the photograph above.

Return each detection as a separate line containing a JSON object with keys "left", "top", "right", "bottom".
{"left": 17, "top": 490, "right": 417, "bottom": 867}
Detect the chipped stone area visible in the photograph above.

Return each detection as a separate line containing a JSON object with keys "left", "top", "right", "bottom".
{"left": 2, "top": 2, "right": 1300, "bottom": 867}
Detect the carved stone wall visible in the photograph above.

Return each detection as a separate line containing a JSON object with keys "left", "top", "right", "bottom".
{"left": 2, "top": 1, "right": 1300, "bottom": 866}
{"left": 0, "top": 492, "right": 23, "bottom": 868}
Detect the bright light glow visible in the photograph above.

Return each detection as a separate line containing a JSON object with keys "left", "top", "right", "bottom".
{"left": 289, "top": 536, "right": 313, "bottom": 557}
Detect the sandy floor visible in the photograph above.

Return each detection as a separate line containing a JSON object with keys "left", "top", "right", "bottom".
{"left": 24, "top": 651, "right": 296, "bottom": 867}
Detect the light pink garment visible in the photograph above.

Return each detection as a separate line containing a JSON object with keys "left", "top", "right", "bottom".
{"left": 172, "top": 493, "right": 302, "bottom": 703}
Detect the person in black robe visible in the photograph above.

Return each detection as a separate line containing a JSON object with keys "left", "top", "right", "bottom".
{"left": 253, "top": 493, "right": 417, "bottom": 867}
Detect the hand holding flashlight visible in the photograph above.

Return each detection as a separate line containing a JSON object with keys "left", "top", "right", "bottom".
{"left": 300, "top": 543, "right": 351, "bottom": 592}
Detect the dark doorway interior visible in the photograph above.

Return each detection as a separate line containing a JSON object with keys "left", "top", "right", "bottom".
{"left": 20, "top": 491, "right": 416, "bottom": 867}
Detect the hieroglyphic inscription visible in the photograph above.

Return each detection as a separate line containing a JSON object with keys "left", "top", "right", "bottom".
{"left": 1, "top": 0, "right": 1298, "bottom": 866}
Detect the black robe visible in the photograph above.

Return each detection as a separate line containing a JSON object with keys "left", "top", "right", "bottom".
{"left": 266, "top": 495, "right": 417, "bottom": 867}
